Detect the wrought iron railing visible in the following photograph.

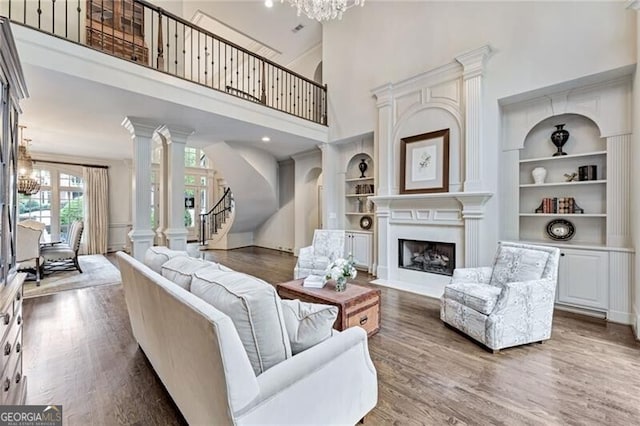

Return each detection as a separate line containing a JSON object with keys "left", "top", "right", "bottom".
{"left": 1, "top": 0, "right": 328, "bottom": 125}
{"left": 200, "top": 187, "right": 232, "bottom": 245}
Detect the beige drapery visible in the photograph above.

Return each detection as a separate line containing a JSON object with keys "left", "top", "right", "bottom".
{"left": 83, "top": 167, "right": 109, "bottom": 254}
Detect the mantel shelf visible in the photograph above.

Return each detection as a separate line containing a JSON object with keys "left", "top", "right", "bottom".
{"left": 345, "top": 212, "right": 373, "bottom": 216}
{"left": 345, "top": 177, "right": 374, "bottom": 182}
{"left": 519, "top": 151, "right": 607, "bottom": 164}
{"left": 346, "top": 193, "right": 375, "bottom": 198}
{"left": 519, "top": 213, "right": 606, "bottom": 218}
{"left": 520, "top": 180, "right": 606, "bottom": 188}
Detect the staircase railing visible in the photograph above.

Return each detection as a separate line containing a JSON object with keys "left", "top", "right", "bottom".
{"left": 200, "top": 187, "right": 233, "bottom": 246}
{"left": 1, "top": 0, "right": 328, "bottom": 125}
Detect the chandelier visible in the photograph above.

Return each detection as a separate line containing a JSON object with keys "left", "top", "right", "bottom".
{"left": 282, "top": 0, "right": 365, "bottom": 21}
{"left": 17, "top": 126, "right": 40, "bottom": 195}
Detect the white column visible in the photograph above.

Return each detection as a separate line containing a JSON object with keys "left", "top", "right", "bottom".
{"left": 371, "top": 85, "right": 394, "bottom": 195}
{"left": 157, "top": 125, "right": 193, "bottom": 251}
{"left": 122, "top": 117, "right": 160, "bottom": 261}
{"left": 455, "top": 193, "right": 492, "bottom": 267}
{"left": 319, "top": 143, "right": 340, "bottom": 229}
{"left": 455, "top": 45, "right": 492, "bottom": 192}
{"left": 606, "top": 134, "right": 631, "bottom": 248}
{"left": 373, "top": 200, "right": 391, "bottom": 279}
{"left": 154, "top": 132, "right": 168, "bottom": 246}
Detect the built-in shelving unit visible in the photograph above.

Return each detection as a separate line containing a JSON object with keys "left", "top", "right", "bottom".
{"left": 519, "top": 114, "right": 607, "bottom": 247}
{"left": 343, "top": 152, "right": 375, "bottom": 271}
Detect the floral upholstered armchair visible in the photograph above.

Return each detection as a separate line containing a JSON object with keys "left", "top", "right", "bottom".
{"left": 294, "top": 230, "right": 346, "bottom": 279}
{"left": 440, "top": 242, "right": 560, "bottom": 352}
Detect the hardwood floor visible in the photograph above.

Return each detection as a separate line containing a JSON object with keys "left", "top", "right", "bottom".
{"left": 23, "top": 247, "right": 640, "bottom": 425}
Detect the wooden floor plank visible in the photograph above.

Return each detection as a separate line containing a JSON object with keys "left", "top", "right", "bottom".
{"left": 22, "top": 247, "right": 640, "bottom": 425}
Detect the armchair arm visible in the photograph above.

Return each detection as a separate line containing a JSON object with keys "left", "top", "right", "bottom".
{"left": 492, "top": 278, "right": 556, "bottom": 315}
{"left": 451, "top": 267, "right": 493, "bottom": 285}
{"left": 235, "top": 327, "right": 377, "bottom": 424}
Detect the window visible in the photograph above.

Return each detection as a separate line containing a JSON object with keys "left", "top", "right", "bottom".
{"left": 185, "top": 147, "right": 209, "bottom": 169}
{"left": 19, "top": 168, "right": 83, "bottom": 242}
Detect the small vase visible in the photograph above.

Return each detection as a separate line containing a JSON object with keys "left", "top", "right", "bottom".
{"left": 335, "top": 276, "right": 347, "bottom": 292}
{"left": 358, "top": 159, "right": 368, "bottom": 178}
{"left": 532, "top": 167, "right": 547, "bottom": 184}
{"left": 550, "top": 124, "right": 570, "bottom": 156}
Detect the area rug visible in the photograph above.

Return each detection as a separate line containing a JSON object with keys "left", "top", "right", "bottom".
{"left": 24, "top": 254, "right": 121, "bottom": 298}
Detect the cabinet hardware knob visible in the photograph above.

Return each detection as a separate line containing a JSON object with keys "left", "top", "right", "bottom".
{"left": 4, "top": 343, "right": 10, "bottom": 356}
{"left": 560, "top": 253, "right": 565, "bottom": 257}
{"left": 15, "top": 343, "right": 20, "bottom": 353}
{"left": 2, "top": 313, "right": 9, "bottom": 326}
{"left": 16, "top": 316, "right": 21, "bottom": 326}
{"left": 4, "top": 378, "right": 10, "bottom": 392}
{"left": 359, "top": 315, "right": 368, "bottom": 326}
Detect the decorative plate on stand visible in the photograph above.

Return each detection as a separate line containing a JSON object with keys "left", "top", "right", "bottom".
{"left": 546, "top": 219, "right": 575, "bottom": 241}
{"left": 360, "top": 216, "right": 372, "bottom": 230}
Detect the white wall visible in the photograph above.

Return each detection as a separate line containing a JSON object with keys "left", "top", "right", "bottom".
{"left": 292, "top": 149, "right": 322, "bottom": 254}
{"left": 324, "top": 2, "right": 635, "bottom": 142}
{"left": 30, "top": 152, "right": 132, "bottom": 253}
{"left": 254, "top": 159, "right": 295, "bottom": 252}
{"left": 287, "top": 44, "right": 323, "bottom": 82}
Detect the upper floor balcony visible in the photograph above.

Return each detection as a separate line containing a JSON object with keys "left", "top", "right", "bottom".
{"left": 0, "top": 0, "right": 327, "bottom": 126}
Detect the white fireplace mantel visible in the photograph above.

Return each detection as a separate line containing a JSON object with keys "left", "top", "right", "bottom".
{"left": 370, "top": 192, "right": 492, "bottom": 212}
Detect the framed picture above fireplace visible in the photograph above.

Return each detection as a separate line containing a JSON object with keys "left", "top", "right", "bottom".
{"left": 400, "top": 129, "right": 450, "bottom": 194}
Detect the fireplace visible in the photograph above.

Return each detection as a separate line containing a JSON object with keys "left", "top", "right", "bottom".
{"left": 398, "top": 239, "right": 455, "bottom": 276}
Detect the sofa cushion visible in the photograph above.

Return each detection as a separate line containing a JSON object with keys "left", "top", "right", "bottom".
{"left": 281, "top": 299, "right": 338, "bottom": 355}
{"left": 144, "top": 246, "right": 189, "bottom": 274}
{"left": 161, "top": 257, "right": 213, "bottom": 291}
{"left": 489, "top": 245, "right": 550, "bottom": 288}
{"left": 190, "top": 269, "right": 291, "bottom": 375}
{"left": 444, "top": 282, "right": 502, "bottom": 315}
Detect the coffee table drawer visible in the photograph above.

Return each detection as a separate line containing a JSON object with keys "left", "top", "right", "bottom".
{"left": 346, "top": 303, "right": 379, "bottom": 336}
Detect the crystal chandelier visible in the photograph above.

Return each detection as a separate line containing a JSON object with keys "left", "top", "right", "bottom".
{"left": 17, "top": 126, "right": 40, "bottom": 195}
{"left": 282, "top": 0, "right": 365, "bottom": 21}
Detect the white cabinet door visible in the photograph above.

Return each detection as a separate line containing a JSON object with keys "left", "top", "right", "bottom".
{"left": 345, "top": 232, "right": 371, "bottom": 269}
{"left": 557, "top": 248, "right": 608, "bottom": 310}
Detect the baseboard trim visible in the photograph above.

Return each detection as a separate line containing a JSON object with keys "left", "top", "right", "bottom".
{"left": 607, "top": 310, "right": 634, "bottom": 325}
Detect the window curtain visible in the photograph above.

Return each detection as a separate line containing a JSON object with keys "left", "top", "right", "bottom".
{"left": 83, "top": 167, "right": 109, "bottom": 254}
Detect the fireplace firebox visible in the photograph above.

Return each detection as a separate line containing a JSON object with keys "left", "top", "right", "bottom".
{"left": 398, "top": 239, "right": 455, "bottom": 276}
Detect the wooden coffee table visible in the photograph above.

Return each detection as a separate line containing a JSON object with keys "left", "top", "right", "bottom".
{"left": 276, "top": 279, "right": 381, "bottom": 337}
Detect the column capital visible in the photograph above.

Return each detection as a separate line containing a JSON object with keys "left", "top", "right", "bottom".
{"left": 157, "top": 125, "right": 194, "bottom": 145}
{"left": 122, "top": 117, "right": 161, "bottom": 139}
{"left": 455, "top": 45, "right": 492, "bottom": 80}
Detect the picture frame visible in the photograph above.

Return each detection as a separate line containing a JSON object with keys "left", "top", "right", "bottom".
{"left": 400, "top": 129, "right": 450, "bottom": 194}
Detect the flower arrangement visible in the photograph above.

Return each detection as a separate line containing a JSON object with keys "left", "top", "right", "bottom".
{"left": 326, "top": 254, "right": 357, "bottom": 292}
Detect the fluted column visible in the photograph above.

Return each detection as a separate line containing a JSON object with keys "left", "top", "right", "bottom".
{"left": 372, "top": 85, "right": 394, "bottom": 195}
{"left": 122, "top": 117, "right": 160, "bottom": 260}
{"left": 455, "top": 193, "right": 492, "bottom": 267}
{"left": 455, "top": 45, "right": 492, "bottom": 192}
{"left": 373, "top": 202, "right": 391, "bottom": 279}
{"left": 157, "top": 125, "right": 193, "bottom": 251}
{"left": 606, "top": 134, "right": 631, "bottom": 248}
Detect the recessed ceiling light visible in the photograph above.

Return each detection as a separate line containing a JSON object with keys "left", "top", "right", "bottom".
{"left": 265, "top": 0, "right": 274, "bottom": 8}
{"left": 262, "top": 136, "right": 271, "bottom": 142}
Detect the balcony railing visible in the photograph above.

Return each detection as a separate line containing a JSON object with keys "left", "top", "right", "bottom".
{"left": 1, "top": 0, "right": 328, "bottom": 125}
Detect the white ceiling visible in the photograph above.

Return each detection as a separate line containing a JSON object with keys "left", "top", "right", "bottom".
{"left": 181, "top": 0, "right": 322, "bottom": 67}
{"left": 21, "top": 63, "right": 321, "bottom": 161}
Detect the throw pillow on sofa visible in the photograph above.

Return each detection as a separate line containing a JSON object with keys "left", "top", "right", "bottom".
{"left": 281, "top": 299, "right": 338, "bottom": 355}
{"left": 161, "top": 256, "right": 213, "bottom": 291}
{"left": 144, "top": 246, "right": 189, "bottom": 274}
{"left": 190, "top": 269, "right": 291, "bottom": 375}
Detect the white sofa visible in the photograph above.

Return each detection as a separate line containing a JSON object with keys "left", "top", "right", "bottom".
{"left": 117, "top": 250, "right": 378, "bottom": 425}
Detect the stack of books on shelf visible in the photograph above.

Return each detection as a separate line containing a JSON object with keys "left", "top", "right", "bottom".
{"left": 535, "top": 197, "right": 584, "bottom": 214}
